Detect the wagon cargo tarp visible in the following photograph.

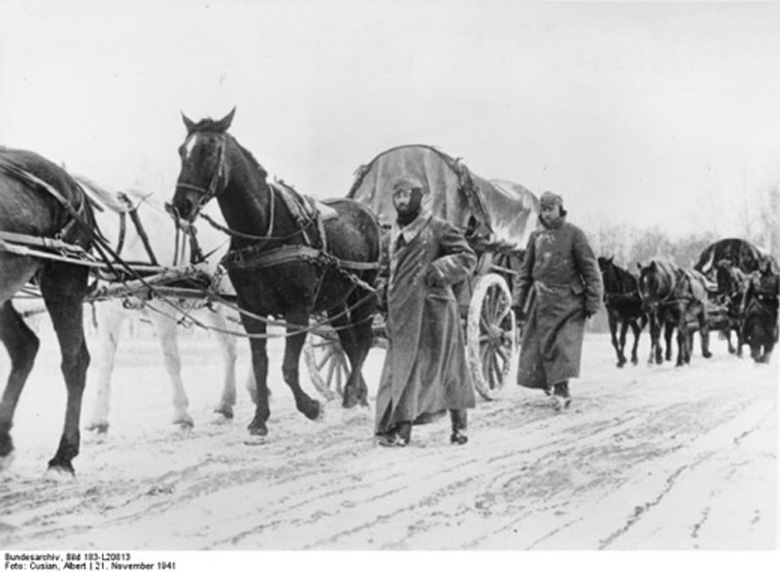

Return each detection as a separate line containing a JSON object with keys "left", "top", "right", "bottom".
{"left": 695, "top": 237, "right": 779, "bottom": 275}
{"left": 347, "top": 145, "right": 538, "bottom": 252}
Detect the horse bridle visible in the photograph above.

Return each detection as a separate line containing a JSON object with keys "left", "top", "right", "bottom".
{"left": 175, "top": 133, "right": 229, "bottom": 210}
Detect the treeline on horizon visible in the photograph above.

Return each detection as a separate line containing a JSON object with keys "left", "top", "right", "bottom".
{"left": 586, "top": 185, "right": 779, "bottom": 273}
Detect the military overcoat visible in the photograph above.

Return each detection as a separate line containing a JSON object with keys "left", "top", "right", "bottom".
{"left": 375, "top": 210, "right": 477, "bottom": 434}
{"left": 512, "top": 214, "right": 603, "bottom": 390}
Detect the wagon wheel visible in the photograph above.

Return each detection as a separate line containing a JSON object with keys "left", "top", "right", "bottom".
{"left": 303, "top": 319, "right": 387, "bottom": 401}
{"left": 467, "top": 273, "right": 516, "bottom": 400}
{"left": 303, "top": 330, "right": 348, "bottom": 401}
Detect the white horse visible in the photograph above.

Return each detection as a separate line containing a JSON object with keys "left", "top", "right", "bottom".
{"left": 75, "top": 176, "right": 244, "bottom": 435}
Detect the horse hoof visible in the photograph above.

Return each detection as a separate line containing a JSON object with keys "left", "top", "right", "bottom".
{"left": 0, "top": 451, "right": 15, "bottom": 472}
{"left": 174, "top": 418, "right": 194, "bottom": 431}
{"left": 212, "top": 407, "right": 234, "bottom": 424}
{"left": 304, "top": 400, "right": 323, "bottom": 421}
{"left": 44, "top": 462, "right": 75, "bottom": 481}
{"left": 86, "top": 422, "right": 109, "bottom": 435}
{"left": 247, "top": 422, "right": 268, "bottom": 437}
{"left": 703, "top": 351, "right": 713, "bottom": 359}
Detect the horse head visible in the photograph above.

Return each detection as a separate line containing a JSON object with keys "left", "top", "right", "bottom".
{"left": 170, "top": 107, "right": 237, "bottom": 223}
{"left": 598, "top": 256, "right": 620, "bottom": 293}
{"left": 637, "top": 260, "right": 662, "bottom": 313}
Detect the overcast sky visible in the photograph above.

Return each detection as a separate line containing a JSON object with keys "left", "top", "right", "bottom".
{"left": 2, "top": 0, "right": 779, "bottom": 238}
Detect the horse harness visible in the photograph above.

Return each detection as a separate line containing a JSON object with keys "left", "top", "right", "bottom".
{"left": 174, "top": 133, "right": 379, "bottom": 290}
{"left": 0, "top": 156, "right": 94, "bottom": 260}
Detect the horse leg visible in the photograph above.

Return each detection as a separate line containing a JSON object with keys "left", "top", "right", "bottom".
{"left": 724, "top": 329, "right": 735, "bottom": 354}
{"left": 0, "top": 301, "right": 40, "bottom": 471}
{"left": 85, "top": 301, "right": 127, "bottom": 435}
{"left": 698, "top": 306, "right": 712, "bottom": 359}
{"left": 240, "top": 315, "right": 271, "bottom": 437}
{"left": 282, "top": 312, "right": 322, "bottom": 421}
{"left": 648, "top": 314, "right": 662, "bottom": 365}
{"left": 664, "top": 321, "right": 674, "bottom": 362}
{"left": 736, "top": 325, "right": 745, "bottom": 358}
{"left": 761, "top": 340, "right": 774, "bottom": 364}
{"left": 205, "top": 307, "right": 238, "bottom": 421}
{"left": 630, "top": 320, "right": 642, "bottom": 365}
{"left": 150, "top": 308, "right": 193, "bottom": 430}
{"left": 332, "top": 297, "right": 374, "bottom": 409}
{"left": 617, "top": 320, "right": 629, "bottom": 368}
{"left": 675, "top": 313, "right": 690, "bottom": 366}
{"left": 608, "top": 315, "right": 623, "bottom": 367}
{"left": 750, "top": 339, "right": 762, "bottom": 363}
{"left": 39, "top": 267, "right": 90, "bottom": 475}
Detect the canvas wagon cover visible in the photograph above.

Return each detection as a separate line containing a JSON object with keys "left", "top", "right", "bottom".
{"left": 346, "top": 145, "right": 538, "bottom": 251}
{"left": 695, "top": 237, "right": 779, "bottom": 274}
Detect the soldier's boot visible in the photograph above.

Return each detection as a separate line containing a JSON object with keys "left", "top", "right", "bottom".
{"left": 552, "top": 380, "right": 572, "bottom": 411}
{"left": 449, "top": 409, "right": 468, "bottom": 445}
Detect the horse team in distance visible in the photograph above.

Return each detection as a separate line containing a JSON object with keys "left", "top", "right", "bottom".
{"left": 598, "top": 241, "right": 778, "bottom": 368}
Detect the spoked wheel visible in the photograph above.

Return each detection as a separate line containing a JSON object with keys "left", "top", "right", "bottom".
{"left": 303, "top": 319, "right": 387, "bottom": 401}
{"left": 467, "top": 273, "right": 517, "bottom": 400}
{"left": 303, "top": 330, "right": 349, "bottom": 401}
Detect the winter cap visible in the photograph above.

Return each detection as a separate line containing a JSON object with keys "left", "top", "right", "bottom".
{"left": 539, "top": 191, "right": 564, "bottom": 209}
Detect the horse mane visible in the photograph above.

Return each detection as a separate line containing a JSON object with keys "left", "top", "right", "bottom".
{"left": 232, "top": 138, "right": 269, "bottom": 181}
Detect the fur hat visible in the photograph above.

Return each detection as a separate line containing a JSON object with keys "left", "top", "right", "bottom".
{"left": 539, "top": 191, "right": 564, "bottom": 209}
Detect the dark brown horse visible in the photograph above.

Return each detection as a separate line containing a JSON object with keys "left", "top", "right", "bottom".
{"left": 168, "top": 109, "right": 381, "bottom": 439}
{"left": 1, "top": 147, "right": 96, "bottom": 475}
{"left": 597, "top": 256, "right": 647, "bottom": 367}
{"left": 637, "top": 259, "right": 712, "bottom": 366}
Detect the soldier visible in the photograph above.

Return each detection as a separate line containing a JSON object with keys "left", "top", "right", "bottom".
{"left": 374, "top": 175, "right": 477, "bottom": 447}
{"left": 512, "top": 191, "right": 603, "bottom": 410}
{"left": 740, "top": 258, "right": 780, "bottom": 363}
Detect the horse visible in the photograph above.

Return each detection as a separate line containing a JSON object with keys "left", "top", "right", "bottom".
{"left": 73, "top": 176, "right": 243, "bottom": 436}
{"left": 168, "top": 108, "right": 381, "bottom": 439}
{"left": 0, "top": 147, "right": 97, "bottom": 475}
{"left": 597, "top": 256, "right": 648, "bottom": 367}
{"left": 740, "top": 261, "right": 779, "bottom": 364}
{"left": 637, "top": 259, "right": 712, "bottom": 366}
{"left": 707, "top": 259, "right": 748, "bottom": 356}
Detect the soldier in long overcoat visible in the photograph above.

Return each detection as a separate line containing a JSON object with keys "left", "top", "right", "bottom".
{"left": 374, "top": 176, "right": 477, "bottom": 447}
{"left": 740, "top": 258, "right": 780, "bottom": 363}
{"left": 512, "top": 191, "right": 603, "bottom": 410}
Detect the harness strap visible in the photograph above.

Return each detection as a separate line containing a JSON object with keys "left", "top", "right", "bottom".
{"left": 127, "top": 208, "right": 158, "bottom": 265}
{"left": 222, "top": 244, "right": 323, "bottom": 271}
{"left": 222, "top": 242, "right": 380, "bottom": 273}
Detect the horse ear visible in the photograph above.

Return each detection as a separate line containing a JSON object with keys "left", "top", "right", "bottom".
{"left": 182, "top": 112, "right": 195, "bottom": 133}
{"left": 217, "top": 107, "right": 236, "bottom": 132}
{"left": 607, "top": 255, "right": 614, "bottom": 263}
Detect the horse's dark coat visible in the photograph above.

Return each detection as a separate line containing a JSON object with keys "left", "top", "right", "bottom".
{"left": 0, "top": 147, "right": 96, "bottom": 474}
{"left": 597, "top": 256, "right": 647, "bottom": 367}
{"left": 637, "top": 259, "right": 711, "bottom": 366}
{"left": 170, "top": 109, "right": 380, "bottom": 437}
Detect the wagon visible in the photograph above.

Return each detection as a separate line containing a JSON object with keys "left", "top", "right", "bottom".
{"left": 695, "top": 237, "right": 779, "bottom": 276}
{"left": 303, "top": 144, "right": 539, "bottom": 401}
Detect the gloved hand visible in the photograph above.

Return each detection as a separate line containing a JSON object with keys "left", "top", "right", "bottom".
{"left": 425, "top": 266, "right": 445, "bottom": 288}
{"left": 585, "top": 307, "right": 596, "bottom": 319}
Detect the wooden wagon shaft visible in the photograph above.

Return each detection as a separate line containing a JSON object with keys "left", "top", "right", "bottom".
{"left": 0, "top": 229, "right": 88, "bottom": 254}
{"left": 87, "top": 266, "right": 208, "bottom": 301}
